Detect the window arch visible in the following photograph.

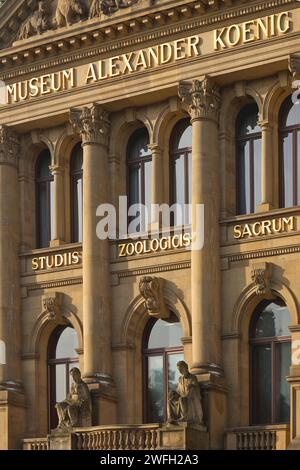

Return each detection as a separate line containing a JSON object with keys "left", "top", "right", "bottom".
{"left": 143, "top": 314, "right": 183, "bottom": 423}
{"left": 47, "top": 326, "right": 79, "bottom": 430}
{"left": 170, "top": 118, "right": 192, "bottom": 225}
{"left": 36, "top": 149, "right": 54, "bottom": 248}
{"left": 70, "top": 143, "right": 83, "bottom": 243}
{"left": 236, "top": 103, "right": 262, "bottom": 215}
{"left": 279, "top": 95, "right": 300, "bottom": 208}
{"left": 250, "top": 298, "right": 291, "bottom": 425}
{"left": 127, "top": 128, "right": 152, "bottom": 232}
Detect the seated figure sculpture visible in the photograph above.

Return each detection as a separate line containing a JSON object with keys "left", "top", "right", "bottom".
{"left": 55, "top": 367, "right": 92, "bottom": 430}
{"left": 167, "top": 361, "right": 204, "bottom": 425}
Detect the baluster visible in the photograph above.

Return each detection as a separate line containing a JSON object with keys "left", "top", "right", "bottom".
{"left": 76, "top": 433, "right": 82, "bottom": 450}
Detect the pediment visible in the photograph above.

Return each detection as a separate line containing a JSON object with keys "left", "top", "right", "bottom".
{"left": 0, "top": 0, "right": 265, "bottom": 52}
{"left": 0, "top": 0, "right": 154, "bottom": 49}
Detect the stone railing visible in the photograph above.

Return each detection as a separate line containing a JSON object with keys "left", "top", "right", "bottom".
{"left": 22, "top": 424, "right": 160, "bottom": 450}
{"left": 74, "top": 424, "right": 160, "bottom": 450}
{"left": 225, "top": 425, "right": 290, "bottom": 450}
{"left": 23, "top": 437, "right": 49, "bottom": 450}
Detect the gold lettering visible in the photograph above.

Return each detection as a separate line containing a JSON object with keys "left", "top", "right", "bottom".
{"left": 32, "top": 258, "right": 39, "bottom": 271}
{"left": 122, "top": 53, "right": 134, "bottom": 73}
{"left": 85, "top": 63, "right": 97, "bottom": 83}
{"left": 72, "top": 252, "right": 80, "bottom": 264}
{"left": 242, "top": 21, "right": 255, "bottom": 43}
{"left": 277, "top": 12, "right": 291, "bottom": 34}
{"left": 109, "top": 56, "right": 120, "bottom": 77}
{"left": 282, "top": 216, "right": 295, "bottom": 231}
{"left": 147, "top": 46, "right": 159, "bottom": 67}
{"left": 187, "top": 35, "right": 200, "bottom": 57}
{"left": 160, "top": 43, "right": 173, "bottom": 64}
{"left": 214, "top": 28, "right": 226, "bottom": 50}
{"left": 62, "top": 68, "right": 75, "bottom": 88}
{"left": 18, "top": 81, "right": 29, "bottom": 101}
{"left": 233, "top": 225, "right": 242, "bottom": 239}
{"left": 261, "top": 220, "right": 272, "bottom": 235}
{"left": 118, "top": 243, "right": 126, "bottom": 257}
{"left": 6, "top": 84, "right": 17, "bottom": 103}
{"left": 227, "top": 25, "right": 241, "bottom": 47}
{"left": 174, "top": 39, "right": 186, "bottom": 60}
{"left": 256, "top": 18, "right": 269, "bottom": 40}
{"left": 135, "top": 50, "right": 148, "bottom": 70}
{"left": 242, "top": 224, "right": 252, "bottom": 238}
{"left": 29, "top": 78, "right": 39, "bottom": 97}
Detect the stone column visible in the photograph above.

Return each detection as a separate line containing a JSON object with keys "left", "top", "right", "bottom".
{"left": 0, "top": 126, "right": 26, "bottom": 449}
{"left": 50, "top": 164, "right": 65, "bottom": 246}
{"left": 148, "top": 144, "right": 163, "bottom": 227}
{"left": 257, "top": 120, "right": 273, "bottom": 212}
{"left": 179, "top": 78, "right": 226, "bottom": 449}
{"left": 70, "top": 105, "right": 116, "bottom": 424}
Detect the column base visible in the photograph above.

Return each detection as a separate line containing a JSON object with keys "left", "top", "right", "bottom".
{"left": 87, "top": 380, "right": 118, "bottom": 426}
{"left": 288, "top": 438, "right": 300, "bottom": 450}
{"left": 197, "top": 372, "right": 227, "bottom": 449}
{"left": 158, "top": 422, "right": 209, "bottom": 450}
{"left": 0, "top": 389, "right": 26, "bottom": 450}
{"left": 48, "top": 429, "right": 77, "bottom": 450}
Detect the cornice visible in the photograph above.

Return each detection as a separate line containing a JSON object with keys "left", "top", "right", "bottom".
{"left": 0, "top": 0, "right": 297, "bottom": 80}
{"left": 224, "top": 243, "right": 300, "bottom": 264}
{"left": 113, "top": 260, "right": 191, "bottom": 278}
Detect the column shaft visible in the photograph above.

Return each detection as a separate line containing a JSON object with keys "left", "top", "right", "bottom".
{"left": 257, "top": 120, "right": 273, "bottom": 212}
{"left": 50, "top": 165, "right": 65, "bottom": 245}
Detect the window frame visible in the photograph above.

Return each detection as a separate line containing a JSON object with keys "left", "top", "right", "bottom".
{"left": 47, "top": 326, "right": 79, "bottom": 431}
{"left": 70, "top": 142, "right": 83, "bottom": 243}
{"left": 236, "top": 104, "right": 262, "bottom": 215}
{"left": 169, "top": 118, "right": 192, "bottom": 219}
{"left": 35, "top": 150, "right": 53, "bottom": 249}
{"left": 249, "top": 300, "right": 291, "bottom": 426}
{"left": 279, "top": 96, "right": 300, "bottom": 208}
{"left": 142, "top": 318, "right": 184, "bottom": 423}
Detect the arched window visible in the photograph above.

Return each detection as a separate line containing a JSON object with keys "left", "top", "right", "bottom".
{"left": 279, "top": 96, "right": 300, "bottom": 208}
{"left": 236, "top": 103, "right": 262, "bottom": 215}
{"left": 36, "top": 149, "right": 54, "bottom": 248}
{"left": 170, "top": 118, "right": 192, "bottom": 225}
{"left": 250, "top": 299, "right": 291, "bottom": 425}
{"left": 143, "top": 314, "right": 183, "bottom": 423}
{"left": 48, "top": 326, "right": 79, "bottom": 430}
{"left": 70, "top": 143, "right": 83, "bottom": 243}
{"left": 127, "top": 128, "right": 152, "bottom": 232}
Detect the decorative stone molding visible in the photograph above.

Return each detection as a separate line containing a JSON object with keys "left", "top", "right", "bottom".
{"left": 70, "top": 104, "right": 110, "bottom": 146}
{"left": 178, "top": 77, "right": 220, "bottom": 122}
{"left": 289, "top": 53, "right": 300, "bottom": 80}
{"left": 115, "top": 261, "right": 191, "bottom": 279}
{"left": 18, "top": 1, "right": 52, "bottom": 40}
{"left": 251, "top": 262, "right": 272, "bottom": 296}
{"left": 90, "top": 0, "right": 140, "bottom": 18}
{"left": 0, "top": 125, "right": 19, "bottom": 168}
{"left": 42, "top": 292, "right": 63, "bottom": 320}
{"left": 139, "top": 275, "right": 169, "bottom": 319}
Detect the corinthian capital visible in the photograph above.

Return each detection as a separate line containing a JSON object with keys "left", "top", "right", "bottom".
{"left": 70, "top": 104, "right": 110, "bottom": 146}
{"left": 178, "top": 76, "right": 220, "bottom": 122}
{"left": 0, "top": 125, "right": 19, "bottom": 168}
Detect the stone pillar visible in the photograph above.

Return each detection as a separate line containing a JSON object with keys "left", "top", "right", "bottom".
{"left": 179, "top": 78, "right": 226, "bottom": 448}
{"left": 70, "top": 105, "right": 117, "bottom": 424}
{"left": 148, "top": 144, "right": 163, "bottom": 227}
{"left": 257, "top": 120, "right": 273, "bottom": 212}
{"left": 50, "top": 164, "right": 65, "bottom": 246}
{"left": 0, "top": 126, "right": 26, "bottom": 449}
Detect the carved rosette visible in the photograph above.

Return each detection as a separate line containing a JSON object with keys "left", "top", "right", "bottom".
{"left": 0, "top": 125, "right": 19, "bottom": 168}
{"left": 139, "top": 276, "right": 169, "bottom": 319}
{"left": 178, "top": 77, "right": 220, "bottom": 123}
{"left": 70, "top": 104, "right": 110, "bottom": 147}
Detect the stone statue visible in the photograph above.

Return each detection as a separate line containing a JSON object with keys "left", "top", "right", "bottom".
{"left": 167, "top": 361, "right": 204, "bottom": 425}
{"left": 18, "top": 1, "right": 50, "bottom": 40}
{"left": 54, "top": 0, "right": 86, "bottom": 28}
{"left": 89, "top": 0, "right": 138, "bottom": 17}
{"left": 55, "top": 368, "right": 92, "bottom": 430}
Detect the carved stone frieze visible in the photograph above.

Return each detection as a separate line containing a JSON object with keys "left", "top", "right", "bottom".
{"left": 90, "top": 0, "right": 139, "bottom": 18}
{"left": 139, "top": 275, "right": 169, "bottom": 319}
{"left": 178, "top": 77, "right": 220, "bottom": 123}
{"left": 0, "top": 125, "right": 19, "bottom": 168}
{"left": 70, "top": 104, "right": 110, "bottom": 146}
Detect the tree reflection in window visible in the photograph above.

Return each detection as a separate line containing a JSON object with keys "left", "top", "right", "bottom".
{"left": 250, "top": 298, "right": 291, "bottom": 425}
{"left": 143, "top": 314, "right": 183, "bottom": 423}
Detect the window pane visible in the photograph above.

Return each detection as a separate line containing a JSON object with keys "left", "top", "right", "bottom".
{"left": 172, "top": 154, "right": 185, "bottom": 225}
{"left": 55, "top": 364, "right": 67, "bottom": 403}
{"left": 297, "top": 132, "right": 300, "bottom": 205}
{"left": 56, "top": 327, "right": 79, "bottom": 359}
{"left": 237, "top": 104, "right": 260, "bottom": 136}
{"left": 276, "top": 342, "right": 291, "bottom": 423}
{"left": 168, "top": 353, "right": 184, "bottom": 393}
{"left": 252, "top": 344, "right": 272, "bottom": 424}
{"left": 73, "top": 177, "right": 83, "bottom": 243}
{"left": 127, "top": 128, "right": 150, "bottom": 160}
{"left": 144, "top": 159, "right": 152, "bottom": 223}
{"left": 282, "top": 132, "right": 294, "bottom": 208}
{"left": 285, "top": 101, "right": 300, "bottom": 127}
{"left": 37, "top": 182, "right": 48, "bottom": 248}
{"left": 147, "top": 355, "right": 164, "bottom": 422}
{"left": 253, "top": 302, "right": 291, "bottom": 339}
{"left": 36, "top": 151, "right": 51, "bottom": 178}
{"left": 253, "top": 138, "right": 262, "bottom": 210}
{"left": 50, "top": 179, "right": 55, "bottom": 241}
{"left": 238, "top": 141, "right": 251, "bottom": 214}
{"left": 177, "top": 124, "right": 192, "bottom": 149}
{"left": 171, "top": 119, "right": 192, "bottom": 150}
{"left": 129, "top": 165, "right": 140, "bottom": 206}
{"left": 148, "top": 319, "right": 183, "bottom": 349}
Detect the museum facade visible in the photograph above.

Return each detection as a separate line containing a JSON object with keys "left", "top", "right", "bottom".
{"left": 1, "top": 0, "right": 300, "bottom": 451}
